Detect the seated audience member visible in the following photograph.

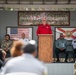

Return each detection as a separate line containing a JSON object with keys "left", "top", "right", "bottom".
{"left": 72, "top": 36, "right": 76, "bottom": 61}
{"left": 1, "top": 34, "right": 13, "bottom": 58}
{"left": 4, "top": 41, "right": 23, "bottom": 65}
{"left": 1, "top": 44, "right": 47, "bottom": 75}
{"left": 19, "top": 33, "right": 29, "bottom": 45}
{"left": 55, "top": 33, "right": 68, "bottom": 62}
{"left": 10, "top": 41, "right": 23, "bottom": 57}
{"left": 0, "top": 50, "right": 5, "bottom": 69}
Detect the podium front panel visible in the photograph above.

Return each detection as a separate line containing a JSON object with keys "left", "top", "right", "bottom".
{"left": 38, "top": 34, "right": 53, "bottom": 63}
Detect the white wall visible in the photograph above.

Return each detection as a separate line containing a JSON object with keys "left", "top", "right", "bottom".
{"left": 45, "top": 63, "right": 74, "bottom": 75}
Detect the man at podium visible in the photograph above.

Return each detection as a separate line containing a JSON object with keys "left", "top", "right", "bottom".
{"left": 36, "top": 17, "right": 52, "bottom": 35}
{"left": 36, "top": 17, "right": 53, "bottom": 62}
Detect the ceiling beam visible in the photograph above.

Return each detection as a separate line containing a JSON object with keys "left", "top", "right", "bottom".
{"left": 30, "top": 0, "right": 33, "bottom": 4}
{"left": 43, "top": 0, "right": 45, "bottom": 4}
{"left": 1, "top": 4, "right": 76, "bottom": 9}
{"left": 55, "top": 0, "right": 58, "bottom": 4}
{"left": 18, "top": 0, "right": 20, "bottom": 4}
{"left": 68, "top": 0, "right": 71, "bottom": 4}
{"left": 5, "top": 0, "right": 7, "bottom": 4}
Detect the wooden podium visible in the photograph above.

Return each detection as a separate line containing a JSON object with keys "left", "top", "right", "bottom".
{"left": 38, "top": 34, "right": 53, "bottom": 63}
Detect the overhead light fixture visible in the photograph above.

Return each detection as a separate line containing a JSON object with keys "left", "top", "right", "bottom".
{"left": 26, "top": 8, "right": 28, "bottom": 11}
{"left": 10, "top": 8, "right": 14, "bottom": 11}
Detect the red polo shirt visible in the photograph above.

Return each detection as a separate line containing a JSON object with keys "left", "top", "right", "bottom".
{"left": 36, "top": 24, "right": 52, "bottom": 35}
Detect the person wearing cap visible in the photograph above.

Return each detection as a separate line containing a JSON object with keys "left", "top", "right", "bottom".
{"left": 36, "top": 17, "right": 52, "bottom": 35}
{"left": 1, "top": 44, "right": 47, "bottom": 75}
{"left": 19, "top": 33, "right": 29, "bottom": 45}
{"left": 72, "top": 36, "right": 76, "bottom": 61}
{"left": 55, "top": 33, "right": 68, "bottom": 62}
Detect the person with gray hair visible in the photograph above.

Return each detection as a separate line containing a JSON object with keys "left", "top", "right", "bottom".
{"left": 1, "top": 44, "right": 47, "bottom": 75}
{"left": 36, "top": 17, "right": 52, "bottom": 35}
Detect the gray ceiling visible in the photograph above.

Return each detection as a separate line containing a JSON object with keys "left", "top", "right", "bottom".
{"left": 0, "top": 0, "right": 76, "bottom": 4}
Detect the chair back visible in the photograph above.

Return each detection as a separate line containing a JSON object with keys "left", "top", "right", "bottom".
{"left": 66, "top": 45, "right": 74, "bottom": 52}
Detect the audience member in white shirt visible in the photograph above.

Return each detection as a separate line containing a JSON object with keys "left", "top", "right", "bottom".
{"left": 72, "top": 37, "right": 76, "bottom": 61}
{"left": 1, "top": 44, "right": 47, "bottom": 75}
{"left": 19, "top": 33, "right": 29, "bottom": 45}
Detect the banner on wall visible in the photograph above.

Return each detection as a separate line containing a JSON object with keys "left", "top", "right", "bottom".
{"left": 55, "top": 27, "right": 76, "bottom": 40}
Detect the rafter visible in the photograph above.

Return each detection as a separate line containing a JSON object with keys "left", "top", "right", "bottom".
{"left": 0, "top": 0, "right": 76, "bottom": 5}
{"left": 55, "top": 0, "right": 58, "bottom": 4}
{"left": 30, "top": 0, "right": 33, "bottom": 4}
{"left": 68, "top": 0, "right": 71, "bottom": 4}
{"left": 18, "top": 0, "right": 20, "bottom": 4}
{"left": 43, "top": 0, "right": 45, "bottom": 4}
{"left": 5, "top": 0, "right": 7, "bottom": 4}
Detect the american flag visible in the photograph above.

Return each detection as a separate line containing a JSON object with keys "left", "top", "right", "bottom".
{"left": 7, "top": 28, "right": 32, "bottom": 40}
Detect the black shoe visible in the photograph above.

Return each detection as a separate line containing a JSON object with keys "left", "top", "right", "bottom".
{"left": 65, "top": 60, "right": 67, "bottom": 62}
{"left": 73, "top": 59, "right": 75, "bottom": 62}
{"left": 56, "top": 60, "right": 60, "bottom": 62}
